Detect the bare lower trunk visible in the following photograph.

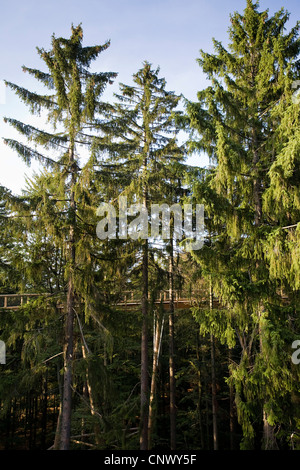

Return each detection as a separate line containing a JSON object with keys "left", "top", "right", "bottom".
{"left": 53, "top": 401, "right": 62, "bottom": 450}
{"left": 169, "top": 240, "right": 176, "bottom": 450}
{"left": 148, "top": 311, "right": 163, "bottom": 448}
{"left": 60, "top": 145, "right": 76, "bottom": 451}
{"left": 59, "top": 275, "right": 75, "bottom": 450}
{"left": 81, "top": 344, "right": 102, "bottom": 445}
{"left": 196, "top": 331, "right": 204, "bottom": 449}
{"left": 229, "top": 348, "right": 236, "bottom": 450}
{"left": 140, "top": 238, "right": 149, "bottom": 450}
{"left": 53, "top": 358, "right": 63, "bottom": 450}
{"left": 262, "top": 410, "right": 278, "bottom": 450}
{"left": 211, "top": 334, "right": 218, "bottom": 450}
{"left": 210, "top": 281, "right": 218, "bottom": 450}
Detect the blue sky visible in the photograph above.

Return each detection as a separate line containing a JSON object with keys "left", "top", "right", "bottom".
{"left": 0, "top": 0, "right": 299, "bottom": 194}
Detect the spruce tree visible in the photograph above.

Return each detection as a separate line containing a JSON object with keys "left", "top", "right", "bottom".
{"left": 184, "top": 0, "right": 300, "bottom": 449}
{"left": 97, "top": 61, "right": 184, "bottom": 449}
{"left": 3, "top": 24, "right": 117, "bottom": 450}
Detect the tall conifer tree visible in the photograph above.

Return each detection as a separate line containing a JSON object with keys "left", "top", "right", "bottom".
{"left": 185, "top": 0, "right": 300, "bottom": 449}
{"left": 98, "top": 62, "right": 184, "bottom": 449}
{"left": 3, "top": 25, "right": 117, "bottom": 449}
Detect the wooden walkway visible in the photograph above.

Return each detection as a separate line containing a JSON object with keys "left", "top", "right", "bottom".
{"left": 0, "top": 292, "right": 200, "bottom": 312}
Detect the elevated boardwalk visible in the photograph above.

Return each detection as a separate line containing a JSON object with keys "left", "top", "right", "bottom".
{"left": 0, "top": 292, "right": 206, "bottom": 312}
{"left": 0, "top": 289, "right": 290, "bottom": 312}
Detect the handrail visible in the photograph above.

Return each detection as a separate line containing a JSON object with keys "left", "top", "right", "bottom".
{"left": 0, "top": 293, "right": 46, "bottom": 309}
{"left": 0, "top": 291, "right": 197, "bottom": 310}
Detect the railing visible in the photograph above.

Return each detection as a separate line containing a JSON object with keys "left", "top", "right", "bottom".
{"left": 0, "top": 293, "right": 41, "bottom": 309}
{"left": 120, "top": 290, "right": 183, "bottom": 303}
{"left": 118, "top": 290, "right": 196, "bottom": 310}
{"left": 0, "top": 290, "right": 289, "bottom": 312}
{"left": 0, "top": 291, "right": 197, "bottom": 311}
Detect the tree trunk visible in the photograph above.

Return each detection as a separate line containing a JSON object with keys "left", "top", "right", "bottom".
{"left": 54, "top": 402, "right": 62, "bottom": 450}
{"left": 140, "top": 143, "right": 150, "bottom": 450}
{"left": 59, "top": 274, "right": 75, "bottom": 450}
{"left": 53, "top": 360, "right": 63, "bottom": 450}
{"left": 211, "top": 334, "right": 218, "bottom": 450}
{"left": 81, "top": 344, "right": 102, "bottom": 445}
{"left": 262, "top": 410, "right": 278, "bottom": 450}
{"left": 229, "top": 348, "right": 236, "bottom": 450}
{"left": 140, "top": 237, "right": 149, "bottom": 450}
{"left": 41, "top": 368, "right": 48, "bottom": 449}
{"left": 210, "top": 280, "right": 218, "bottom": 450}
{"left": 196, "top": 331, "right": 204, "bottom": 449}
{"left": 148, "top": 310, "right": 163, "bottom": 448}
{"left": 169, "top": 237, "right": 176, "bottom": 450}
{"left": 60, "top": 146, "right": 76, "bottom": 450}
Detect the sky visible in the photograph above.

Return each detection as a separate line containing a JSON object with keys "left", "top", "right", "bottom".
{"left": 0, "top": 0, "right": 299, "bottom": 195}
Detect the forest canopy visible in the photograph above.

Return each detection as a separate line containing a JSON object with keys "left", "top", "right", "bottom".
{"left": 0, "top": 0, "right": 300, "bottom": 451}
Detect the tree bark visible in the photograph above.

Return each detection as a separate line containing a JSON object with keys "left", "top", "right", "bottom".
{"left": 59, "top": 272, "right": 75, "bottom": 450}
{"left": 169, "top": 237, "right": 176, "bottom": 450}
{"left": 41, "top": 367, "right": 48, "bottom": 449}
{"left": 196, "top": 331, "right": 204, "bottom": 449}
{"left": 210, "top": 280, "right": 218, "bottom": 450}
{"left": 211, "top": 334, "right": 218, "bottom": 450}
{"left": 81, "top": 344, "right": 102, "bottom": 446}
{"left": 262, "top": 409, "right": 278, "bottom": 450}
{"left": 229, "top": 348, "right": 236, "bottom": 450}
{"left": 53, "top": 360, "right": 63, "bottom": 450}
{"left": 59, "top": 146, "right": 76, "bottom": 450}
{"left": 148, "top": 310, "right": 162, "bottom": 448}
{"left": 140, "top": 237, "right": 149, "bottom": 450}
